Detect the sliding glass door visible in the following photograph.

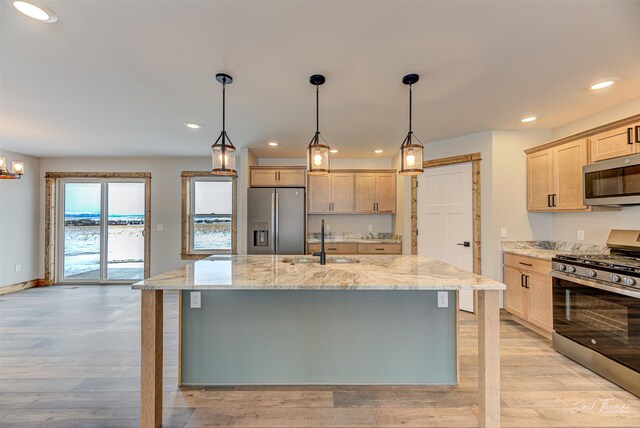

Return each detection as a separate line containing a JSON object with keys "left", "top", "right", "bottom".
{"left": 60, "top": 179, "right": 146, "bottom": 283}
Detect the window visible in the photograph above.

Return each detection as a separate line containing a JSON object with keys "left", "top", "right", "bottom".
{"left": 181, "top": 172, "right": 236, "bottom": 258}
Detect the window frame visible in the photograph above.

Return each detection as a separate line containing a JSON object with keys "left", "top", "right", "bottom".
{"left": 181, "top": 171, "right": 237, "bottom": 259}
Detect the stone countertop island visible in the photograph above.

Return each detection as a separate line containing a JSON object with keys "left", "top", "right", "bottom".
{"left": 133, "top": 255, "right": 505, "bottom": 428}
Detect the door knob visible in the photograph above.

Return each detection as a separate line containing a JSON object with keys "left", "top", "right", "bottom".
{"left": 457, "top": 242, "right": 470, "bottom": 247}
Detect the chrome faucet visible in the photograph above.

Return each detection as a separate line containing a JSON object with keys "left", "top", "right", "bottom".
{"left": 312, "top": 219, "right": 327, "bottom": 265}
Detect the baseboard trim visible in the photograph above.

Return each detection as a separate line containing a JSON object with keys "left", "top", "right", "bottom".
{"left": 0, "top": 279, "right": 45, "bottom": 296}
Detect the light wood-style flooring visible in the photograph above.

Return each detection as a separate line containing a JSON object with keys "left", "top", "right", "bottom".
{"left": 0, "top": 285, "right": 639, "bottom": 427}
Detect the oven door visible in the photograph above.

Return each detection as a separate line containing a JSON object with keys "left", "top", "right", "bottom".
{"left": 553, "top": 273, "right": 640, "bottom": 372}
{"left": 583, "top": 153, "right": 640, "bottom": 206}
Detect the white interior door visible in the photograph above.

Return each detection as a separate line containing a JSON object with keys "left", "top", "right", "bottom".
{"left": 417, "top": 163, "right": 474, "bottom": 312}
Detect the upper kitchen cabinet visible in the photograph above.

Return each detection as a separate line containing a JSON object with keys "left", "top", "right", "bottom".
{"left": 355, "top": 173, "right": 396, "bottom": 213}
{"left": 307, "top": 169, "right": 396, "bottom": 214}
{"left": 590, "top": 122, "right": 640, "bottom": 162}
{"left": 250, "top": 167, "right": 306, "bottom": 187}
{"left": 307, "top": 172, "right": 354, "bottom": 213}
{"left": 527, "top": 139, "right": 589, "bottom": 212}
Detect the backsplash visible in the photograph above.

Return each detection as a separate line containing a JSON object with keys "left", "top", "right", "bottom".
{"left": 501, "top": 240, "right": 609, "bottom": 254}
{"left": 308, "top": 232, "right": 401, "bottom": 242}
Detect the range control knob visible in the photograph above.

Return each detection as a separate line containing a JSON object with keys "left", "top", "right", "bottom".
{"left": 586, "top": 269, "right": 597, "bottom": 278}
{"left": 566, "top": 265, "right": 576, "bottom": 273}
{"left": 556, "top": 263, "right": 566, "bottom": 271}
{"left": 622, "top": 277, "right": 637, "bottom": 287}
{"left": 610, "top": 274, "right": 621, "bottom": 283}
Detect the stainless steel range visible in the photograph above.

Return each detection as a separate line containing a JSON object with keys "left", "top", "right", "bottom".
{"left": 551, "top": 229, "right": 640, "bottom": 397}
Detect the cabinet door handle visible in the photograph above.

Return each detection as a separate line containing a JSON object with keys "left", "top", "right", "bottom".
{"left": 521, "top": 274, "right": 525, "bottom": 288}
{"left": 525, "top": 275, "right": 530, "bottom": 289}
{"left": 552, "top": 194, "right": 557, "bottom": 207}
{"left": 327, "top": 247, "right": 338, "bottom": 251}
{"left": 636, "top": 126, "right": 640, "bottom": 143}
{"left": 519, "top": 261, "right": 533, "bottom": 267}
{"left": 628, "top": 127, "right": 633, "bottom": 145}
{"left": 375, "top": 248, "right": 385, "bottom": 251}
{"left": 547, "top": 194, "right": 552, "bottom": 208}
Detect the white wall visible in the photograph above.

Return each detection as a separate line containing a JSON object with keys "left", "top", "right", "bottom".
{"left": 38, "top": 156, "right": 229, "bottom": 278}
{"left": 0, "top": 151, "right": 40, "bottom": 287}
{"left": 491, "top": 130, "right": 553, "bottom": 280}
{"left": 551, "top": 96, "right": 640, "bottom": 140}
{"left": 550, "top": 99, "right": 640, "bottom": 244}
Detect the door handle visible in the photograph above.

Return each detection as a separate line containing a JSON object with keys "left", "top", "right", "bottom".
{"left": 552, "top": 194, "right": 557, "bottom": 207}
{"left": 524, "top": 275, "right": 530, "bottom": 288}
{"left": 547, "top": 194, "right": 552, "bottom": 208}
{"left": 636, "top": 126, "right": 640, "bottom": 143}
{"left": 456, "top": 242, "right": 470, "bottom": 247}
{"left": 521, "top": 274, "right": 525, "bottom": 288}
{"left": 628, "top": 127, "right": 633, "bottom": 145}
{"left": 271, "top": 192, "right": 276, "bottom": 252}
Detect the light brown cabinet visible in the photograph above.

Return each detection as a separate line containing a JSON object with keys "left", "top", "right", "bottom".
{"left": 527, "top": 139, "right": 588, "bottom": 212}
{"left": 355, "top": 173, "right": 396, "bottom": 213}
{"left": 308, "top": 169, "right": 396, "bottom": 214}
{"left": 503, "top": 253, "right": 553, "bottom": 333}
{"left": 590, "top": 122, "right": 640, "bottom": 162}
{"left": 307, "top": 173, "right": 354, "bottom": 214}
{"left": 307, "top": 242, "right": 401, "bottom": 255}
{"left": 250, "top": 167, "right": 305, "bottom": 187}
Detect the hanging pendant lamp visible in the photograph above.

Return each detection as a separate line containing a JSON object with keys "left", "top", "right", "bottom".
{"left": 398, "top": 74, "right": 424, "bottom": 176}
{"left": 306, "top": 74, "right": 330, "bottom": 176}
{"left": 211, "top": 73, "right": 237, "bottom": 176}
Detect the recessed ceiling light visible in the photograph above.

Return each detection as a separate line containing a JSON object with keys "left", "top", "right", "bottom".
{"left": 184, "top": 122, "right": 202, "bottom": 129}
{"left": 11, "top": 1, "right": 58, "bottom": 22}
{"left": 590, "top": 79, "right": 617, "bottom": 90}
{"left": 330, "top": 149, "right": 338, "bottom": 153}
{"left": 374, "top": 149, "right": 384, "bottom": 154}
{"left": 520, "top": 116, "right": 537, "bottom": 123}
{"left": 267, "top": 141, "right": 278, "bottom": 147}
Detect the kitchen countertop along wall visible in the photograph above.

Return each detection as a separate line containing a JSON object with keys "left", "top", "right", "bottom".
{"left": 307, "top": 232, "right": 402, "bottom": 244}
{"left": 501, "top": 241, "right": 608, "bottom": 260}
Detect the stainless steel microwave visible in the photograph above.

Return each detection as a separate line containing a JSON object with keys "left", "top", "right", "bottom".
{"left": 583, "top": 153, "right": 640, "bottom": 206}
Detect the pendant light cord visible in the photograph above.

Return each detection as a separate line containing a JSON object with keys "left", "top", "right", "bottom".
{"left": 222, "top": 81, "right": 226, "bottom": 135}
{"left": 316, "top": 84, "right": 320, "bottom": 135}
{"left": 409, "top": 83, "right": 412, "bottom": 135}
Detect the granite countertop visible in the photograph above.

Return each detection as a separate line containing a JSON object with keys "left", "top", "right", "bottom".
{"left": 132, "top": 255, "right": 505, "bottom": 291}
{"left": 502, "top": 241, "right": 609, "bottom": 260}
{"left": 307, "top": 232, "right": 402, "bottom": 244}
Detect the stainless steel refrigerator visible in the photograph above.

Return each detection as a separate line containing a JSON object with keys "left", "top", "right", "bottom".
{"left": 247, "top": 187, "right": 305, "bottom": 255}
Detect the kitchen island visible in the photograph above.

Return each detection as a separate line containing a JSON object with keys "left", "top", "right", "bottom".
{"left": 132, "top": 255, "right": 505, "bottom": 428}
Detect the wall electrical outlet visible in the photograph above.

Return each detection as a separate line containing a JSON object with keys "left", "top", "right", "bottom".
{"left": 325, "top": 224, "right": 331, "bottom": 232}
{"left": 577, "top": 230, "right": 585, "bottom": 241}
{"left": 190, "top": 292, "right": 202, "bottom": 309}
{"left": 156, "top": 224, "right": 164, "bottom": 232}
{"left": 437, "top": 291, "right": 449, "bottom": 308}
{"left": 500, "top": 227, "right": 508, "bottom": 238}
{"left": 15, "top": 264, "right": 22, "bottom": 273}
{"left": 368, "top": 224, "right": 373, "bottom": 232}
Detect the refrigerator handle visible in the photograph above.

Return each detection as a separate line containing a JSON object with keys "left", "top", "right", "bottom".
{"left": 271, "top": 192, "right": 276, "bottom": 253}
{"left": 275, "top": 192, "right": 280, "bottom": 253}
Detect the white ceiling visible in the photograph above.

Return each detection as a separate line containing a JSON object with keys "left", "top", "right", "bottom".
{"left": 2, "top": 0, "right": 640, "bottom": 159}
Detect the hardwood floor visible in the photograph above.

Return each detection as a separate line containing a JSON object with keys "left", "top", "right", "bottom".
{"left": 1, "top": 286, "right": 639, "bottom": 427}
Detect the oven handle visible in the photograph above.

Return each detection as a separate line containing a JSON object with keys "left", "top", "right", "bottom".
{"left": 551, "top": 271, "right": 640, "bottom": 299}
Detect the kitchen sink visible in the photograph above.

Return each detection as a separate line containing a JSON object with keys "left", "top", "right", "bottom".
{"left": 281, "top": 257, "right": 360, "bottom": 265}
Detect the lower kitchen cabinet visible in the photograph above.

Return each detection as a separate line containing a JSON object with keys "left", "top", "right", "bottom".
{"left": 306, "top": 243, "right": 401, "bottom": 255}
{"left": 503, "top": 253, "right": 553, "bottom": 333}
{"left": 307, "top": 243, "right": 358, "bottom": 255}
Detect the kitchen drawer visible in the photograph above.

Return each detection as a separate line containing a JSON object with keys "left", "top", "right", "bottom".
{"left": 504, "top": 253, "right": 551, "bottom": 276}
{"left": 357, "top": 243, "right": 402, "bottom": 254}
{"left": 307, "top": 243, "right": 357, "bottom": 255}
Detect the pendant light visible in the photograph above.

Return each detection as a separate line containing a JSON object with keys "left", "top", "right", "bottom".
{"left": 398, "top": 74, "right": 424, "bottom": 176}
{"left": 0, "top": 156, "right": 24, "bottom": 179}
{"left": 211, "top": 73, "right": 237, "bottom": 176}
{"left": 306, "top": 74, "right": 330, "bottom": 176}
